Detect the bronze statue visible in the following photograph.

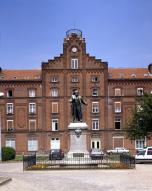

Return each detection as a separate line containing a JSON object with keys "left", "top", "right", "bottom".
{"left": 70, "top": 90, "right": 87, "bottom": 122}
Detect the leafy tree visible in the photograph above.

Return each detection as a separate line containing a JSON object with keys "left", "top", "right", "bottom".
{"left": 126, "top": 94, "right": 152, "bottom": 140}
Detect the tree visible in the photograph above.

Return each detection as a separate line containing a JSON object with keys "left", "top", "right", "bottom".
{"left": 126, "top": 94, "right": 152, "bottom": 140}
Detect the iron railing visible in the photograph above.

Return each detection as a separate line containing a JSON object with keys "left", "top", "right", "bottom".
{"left": 23, "top": 153, "right": 135, "bottom": 170}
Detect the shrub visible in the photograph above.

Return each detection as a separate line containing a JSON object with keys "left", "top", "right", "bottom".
{"left": 2, "top": 147, "right": 16, "bottom": 161}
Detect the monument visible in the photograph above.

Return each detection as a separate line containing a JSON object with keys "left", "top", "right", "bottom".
{"left": 68, "top": 90, "right": 88, "bottom": 157}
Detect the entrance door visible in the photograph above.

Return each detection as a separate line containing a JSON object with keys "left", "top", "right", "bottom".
{"left": 50, "top": 138, "right": 60, "bottom": 149}
{"left": 91, "top": 139, "right": 101, "bottom": 149}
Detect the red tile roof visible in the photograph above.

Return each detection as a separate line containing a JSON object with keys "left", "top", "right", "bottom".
{"left": 108, "top": 68, "right": 152, "bottom": 79}
{"left": 0, "top": 68, "right": 151, "bottom": 80}
{"left": 0, "top": 70, "right": 41, "bottom": 81}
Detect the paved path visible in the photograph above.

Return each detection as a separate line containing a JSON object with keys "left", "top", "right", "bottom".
{"left": 0, "top": 162, "right": 152, "bottom": 191}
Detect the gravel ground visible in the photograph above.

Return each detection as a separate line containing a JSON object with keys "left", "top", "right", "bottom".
{"left": 0, "top": 162, "right": 152, "bottom": 191}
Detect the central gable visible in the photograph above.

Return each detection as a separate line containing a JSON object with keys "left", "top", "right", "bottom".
{"left": 42, "top": 29, "right": 108, "bottom": 71}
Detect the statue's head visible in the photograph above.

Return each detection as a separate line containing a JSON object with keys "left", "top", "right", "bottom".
{"left": 74, "top": 90, "right": 79, "bottom": 96}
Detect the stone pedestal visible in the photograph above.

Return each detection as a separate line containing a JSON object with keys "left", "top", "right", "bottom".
{"left": 68, "top": 122, "right": 88, "bottom": 157}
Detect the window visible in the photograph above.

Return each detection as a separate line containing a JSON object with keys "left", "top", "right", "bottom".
{"left": 52, "top": 119, "right": 59, "bottom": 131}
{"left": 114, "top": 102, "right": 121, "bottom": 113}
{"left": 28, "top": 139, "right": 38, "bottom": 151}
{"left": 7, "top": 120, "right": 14, "bottom": 131}
{"left": 29, "top": 89, "right": 35, "bottom": 97}
{"left": 71, "top": 58, "right": 78, "bottom": 69}
{"left": 135, "top": 139, "right": 145, "bottom": 150}
{"left": 7, "top": 90, "right": 13, "bottom": 97}
{"left": 51, "top": 89, "right": 58, "bottom": 97}
{"left": 92, "top": 89, "right": 98, "bottom": 96}
{"left": 72, "top": 77, "right": 79, "bottom": 82}
{"left": 113, "top": 136, "right": 124, "bottom": 148}
{"left": 91, "top": 139, "right": 101, "bottom": 149}
{"left": 29, "top": 103, "right": 36, "bottom": 114}
{"left": 137, "top": 88, "right": 144, "bottom": 96}
{"left": 92, "top": 102, "right": 99, "bottom": 113}
{"left": 92, "top": 119, "right": 99, "bottom": 130}
{"left": 29, "top": 120, "right": 36, "bottom": 131}
{"left": 6, "top": 139, "right": 15, "bottom": 149}
{"left": 114, "top": 116, "right": 121, "bottom": 130}
{"left": 115, "top": 88, "right": 121, "bottom": 96}
{"left": 52, "top": 102, "right": 58, "bottom": 113}
{"left": 6, "top": 103, "right": 13, "bottom": 114}
{"left": 91, "top": 76, "right": 99, "bottom": 82}
{"left": 51, "top": 77, "right": 58, "bottom": 82}
{"left": 50, "top": 138, "right": 60, "bottom": 149}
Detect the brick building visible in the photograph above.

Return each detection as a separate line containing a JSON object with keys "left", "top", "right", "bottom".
{"left": 0, "top": 29, "right": 152, "bottom": 154}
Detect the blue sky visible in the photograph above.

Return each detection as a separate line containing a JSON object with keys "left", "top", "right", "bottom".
{"left": 0, "top": 0, "right": 152, "bottom": 69}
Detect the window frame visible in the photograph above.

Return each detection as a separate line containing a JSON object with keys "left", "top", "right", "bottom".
{"left": 137, "top": 88, "right": 144, "bottom": 96}
{"left": 7, "top": 90, "right": 13, "bottom": 98}
{"left": 28, "top": 139, "right": 38, "bottom": 152}
{"left": 114, "top": 116, "right": 121, "bottom": 130}
{"left": 135, "top": 139, "right": 145, "bottom": 150}
{"left": 52, "top": 102, "right": 58, "bottom": 113}
{"left": 114, "top": 88, "right": 121, "bottom": 96}
{"left": 92, "top": 89, "right": 98, "bottom": 97}
{"left": 92, "top": 102, "right": 99, "bottom": 113}
{"left": 29, "top": 119, "right": 36, "bottom": 131}
{"left": 7, "top": 120, "right": 14, "bottom": 131}
{"left": 51, "top": 76, "right": 59, "bottom": 83}
{"left": 5, "top": 138, "right": 15, "bottom": 149}
{"left": 51, "top": 89, "right": 59, "bottom": 97}
{"left": 92, "top": 119, "right": 99, "bottom": 130}
{"left": 29, "top": 103, "right": 36, "bottom": 114}
{"left": 71, "top": 58, "right": 78, "bottom": 69}
{"left": 91, "top": 76, "right": 99, "bottom": 83}
{"left": 114, "top": 102, "right": 121, "bottom": 113}
{"left": 52, "top": 119, "right": 59, "bottom": 131}
{"left": 29, "top": 89, "right": 36, "bottom": 97}
{"left": 6, "top": 103, "right": 13, "bottom": 114}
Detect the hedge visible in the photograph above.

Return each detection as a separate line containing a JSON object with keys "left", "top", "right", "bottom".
{"left": 2, "top": 147, "right": 16, "bottom": 161}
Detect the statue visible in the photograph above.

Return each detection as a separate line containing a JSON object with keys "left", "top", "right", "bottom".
{"left": 70, "top": 90, "right": 87, "bottom": 122}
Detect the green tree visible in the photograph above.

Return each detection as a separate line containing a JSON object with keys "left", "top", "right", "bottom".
{"left": 126, "top": 94, "right": 152, "bottom": 140}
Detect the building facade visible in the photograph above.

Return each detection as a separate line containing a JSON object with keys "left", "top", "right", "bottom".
{"left": 0, "top": 29, "right": 152, "bottom": 154}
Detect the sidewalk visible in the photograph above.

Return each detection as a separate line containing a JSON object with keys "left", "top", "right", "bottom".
{"left": 0, "top": 176, "right": 12, "bottom": 186}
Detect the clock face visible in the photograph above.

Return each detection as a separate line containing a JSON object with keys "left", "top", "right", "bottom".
{"left": 72, "top": 47, "right": 77, "bottom": 53}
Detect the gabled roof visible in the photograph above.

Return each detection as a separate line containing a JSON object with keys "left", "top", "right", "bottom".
{"left": 108, "top": 68, "right": 152, "bottom": 79}
{"left": 0, "top": 70, "right": 41, "bottom": 81}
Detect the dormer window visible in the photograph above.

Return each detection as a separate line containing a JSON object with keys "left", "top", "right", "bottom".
{"left": 131, "top": 74, "right": 136, "bottom": 78}
{"left": 71, "top": 58, "right": 78, "bottom": 69}
{"left": 137, "top": 88, "right": 144, "bottom": 96}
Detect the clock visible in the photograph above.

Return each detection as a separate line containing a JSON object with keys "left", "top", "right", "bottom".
{"left": 72, "top": 47, "right": 77, "bottom": 53}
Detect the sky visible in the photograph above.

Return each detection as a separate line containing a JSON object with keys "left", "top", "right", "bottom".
{"left": 0, "top": 0, "right": 152, "bottom": 69}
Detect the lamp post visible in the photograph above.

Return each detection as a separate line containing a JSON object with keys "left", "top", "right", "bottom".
{"left": 0, "top": 92, "right": 4, "bottom": 162}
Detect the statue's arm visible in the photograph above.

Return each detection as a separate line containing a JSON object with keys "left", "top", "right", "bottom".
{"left": 81, "top": 97, "right": 87, "bottom": 105}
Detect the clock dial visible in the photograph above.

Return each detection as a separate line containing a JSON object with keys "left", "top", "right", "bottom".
{"left": 72, "top": 47, "right": 77, "bottom": 53}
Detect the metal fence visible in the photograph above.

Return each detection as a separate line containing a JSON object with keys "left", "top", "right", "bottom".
{"left": 23, "top": 153, "right": 135, "bottom": 170}
{"left": 23, "top": 153, "right": 36, "bottom": 170}
{"left": 120, "top": 154, "right": 136, "bottom": 168}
